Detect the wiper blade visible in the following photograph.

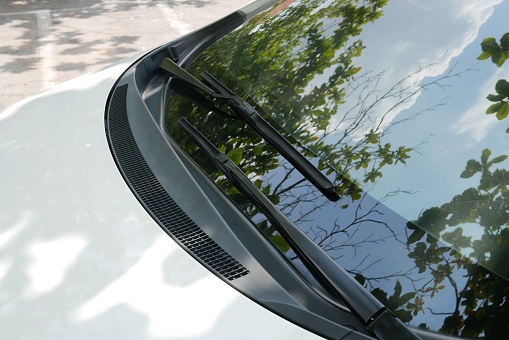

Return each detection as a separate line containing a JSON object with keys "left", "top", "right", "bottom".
{"left": 201, "top": 71, "right": 339, "bottom": 202}
{"left": 159, "top": 57, "right": 339, "bottom": 201}
{"left": 178, "top": 117, "right": 421, "bottom": 340}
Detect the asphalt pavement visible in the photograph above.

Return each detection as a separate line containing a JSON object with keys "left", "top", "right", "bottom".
{"left": 0, "top": 0, "right": 251, "bottom": 109}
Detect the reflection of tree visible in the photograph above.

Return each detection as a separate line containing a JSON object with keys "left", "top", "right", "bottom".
{"left": 387, "top": 34, "right": 509, "bottom": 337}
{"left": 165, "top": 0, "right": 495, "bottom": 333}
{"left": 316, "top": 55, "right": 467, "bottom": 194}
{"left": 406, "top": 149, "right": 509, "bottom": 338}
{"left": 478, "top": 33, "right": 509, "bottom": 129}
{"left": 166, "top": 0, "right": 403, "bottom": 228}
{"left": 478, "top": 33, "right": 509, "bottom": 67}
{"left": 357, "top": 33, "right": 509, "bottom": 338}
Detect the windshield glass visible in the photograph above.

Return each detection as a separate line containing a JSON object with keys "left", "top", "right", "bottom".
{"left": 165, "top": 0, "right": 509, "bottom": 337}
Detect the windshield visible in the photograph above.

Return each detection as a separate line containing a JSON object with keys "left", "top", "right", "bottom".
{"left": 165, "top": 0, "right": 509, "bottom": 337}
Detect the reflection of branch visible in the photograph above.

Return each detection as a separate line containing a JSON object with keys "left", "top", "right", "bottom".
{"left": 425, "top": 308, "right": 454, "bottom": 316}
{"left": 276, "top": 178, "right": 307, "bottom": 197}
{"left": 442, "top": 256, "right": 460, "bottom": 316}
{"left": 271, "top": 164, "right": 296, "bottom": 195}
{"left": 315, "top": 57, "right": 474, "bottom": 187}
{"left": 311, "top": 190, "right": 412, "bottom": 256}
{"left": 349, "top": 254, "right": 382, "bottom": 272}
{"left": 349, "top": 266, "right": 421, "bottom": 291}
{"left": 354, "top": 267, "right": 414, "bottom": 282}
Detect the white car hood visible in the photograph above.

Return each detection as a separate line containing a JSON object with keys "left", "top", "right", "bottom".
{"left": 0, "top": 56, "right": 325, "bottom": 339}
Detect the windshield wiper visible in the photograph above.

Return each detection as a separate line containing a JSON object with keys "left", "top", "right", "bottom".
{"left": 200, "top": 71, "right": 340, "bottom": 202}
{"left": 159, "top": 57, "right": 339, "bottom": 201}
{"left": 178, "top": 117, "right": 421, "bottom": 340}
{"left": 169, "top": 78, "right": 239, "bottom": 120}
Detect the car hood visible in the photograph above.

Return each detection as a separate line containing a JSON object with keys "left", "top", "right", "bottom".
{"left": 0, "top": 55, "right": 325, "bottom": 339}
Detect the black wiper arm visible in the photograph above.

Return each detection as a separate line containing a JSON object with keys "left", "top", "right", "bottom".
{"left": 159, "top": 57, "right": 339, "bottom": 201}
{"left": 160, "top": 57, "right": 239, "bottom": 100}
{"left": 178, "top": 117, "right": 421, "bottom": 340}
{"left": 169, "top": 78, "right": 239, "bottom": 120}
{"left": 200, "top": 71, "right": 339, "bottom": 202}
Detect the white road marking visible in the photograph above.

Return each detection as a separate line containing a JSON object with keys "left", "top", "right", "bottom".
{"left": 35, "top": 10, "right": 56, "bottom": 90}
{"left": 156, "top": 3, "right": 193, "bottom": 36}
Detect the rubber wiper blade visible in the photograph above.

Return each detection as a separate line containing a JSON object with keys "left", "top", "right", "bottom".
{"left": 178, "top": 117, "right": 421, "bottom": 340}
{"left": 159, "top": 57, "right": 339, "bottom": 201}
{"left": 200, "top": 71, "right": 339, "bottom": 201}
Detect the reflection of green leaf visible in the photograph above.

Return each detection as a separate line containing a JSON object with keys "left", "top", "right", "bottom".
{"left": 267, "top": 194, "right": 280, "bottom": 206}
{"left": 253, "top": 146, "right": 263, "bottom": 156}
{"left": 495, "top": 79, "right": 509, "bottom": 95}
{"left": 354, "top": 273, "right": 366, "bottom": 286}
{"left": 481, "top": 37, "right": 500, "bottom": 54}
{"left": 270, "top": 234, "right": 290, "bottom": 252}
{"left": 408, "top": 228, "right": 426, "bottom": 245}
{"left": 372, "top": 280, "right": 415, "bottom": 323}
{"left": 481, "top": 149, "right": 491, "bottom": 165}
{"left": 479, "top": 35, "right": 509, "bottom": 67}
{"left": 414, "top": 207, "right": 447, "bottom": 237}
{"left": 496, "top": 102, "right": 509, "bottom": 120}
{"left": 409, "top": 242, "right": 427, "bottom": 273}
{"left": 480, "top": 39, "right": 509, "bottom": 125}
{"left": 351, "top": 192, "right": 362, "bottom": 200}
{"left": 442, "top": 228, "right": 471, "bottom": 249}
{"left": 460, "top": 159, "right": 482, "bottom": 178}
{"left": 495, "top": 53, "right": 506, "bottom": 67}
{"left": 261, "top": 184, "right": 271, "bottom": 194}
{"left": 486, "top": 102, "right": 503, "bottom": 114}
{"left": 501, "top": 33, "right": 509, "bottom": 50}
{"left": 477, "top": 51, "right": 491, "bottom": 60}
{"left": 487, "top": 94, "right": 505, "bottom": 102}
{"left": 226, "top": 148, "right": 243, "bottom": 165}
{"left": 489, "top": 154, "right": 507, "bottom": 165}
{"left": 433, "top": 247, "right": 450, "bottom": 258}
{"left": 407, "top": 147, "right": 509, "bottom": 337}
{"left": 431, "top": 284, "right": 445, "bottom": 298}
{"left": 254, "top": 179, "right": 263, "bottom": 189}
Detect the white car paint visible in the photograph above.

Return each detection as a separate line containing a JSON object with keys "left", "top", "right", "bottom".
{"left": 0, "top": 55, "right": 326, "bottom": 339}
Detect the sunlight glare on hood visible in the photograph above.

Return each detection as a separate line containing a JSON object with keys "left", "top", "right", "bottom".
{"left": 23, "top": 235, "right": 87, "bottom": 299}
{"left": 72, "top": 235, "right": 238, "bottom": 338}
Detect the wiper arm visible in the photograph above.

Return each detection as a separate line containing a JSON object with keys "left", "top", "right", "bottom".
{"left": 160, "top": 57, "right": 241, "bottom": 100}
{"left": 159, "top": 57, "right": 339, "bottom": 201}
{"left": 201, "top": 71, "right": 339, "bottom": 201}
{"left": 178, "top": 117, "right": 421, "bottom": 340}
{"left": 169, "top": 78, "right": 239, "bottom": 120}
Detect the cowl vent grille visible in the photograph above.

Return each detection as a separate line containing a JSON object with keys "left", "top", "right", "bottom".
{"left": 106, "top": 84, "right": 249, "bottom": 281}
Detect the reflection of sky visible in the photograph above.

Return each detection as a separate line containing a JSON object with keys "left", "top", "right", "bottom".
{"left": 173, "top": 0, "right": 509, "bottom": 334}
{"left": 457, "top": 63, "right": 509, "bottom": 142}
{"left": 332, "top": 0, "right": 509, "bottom": 230}
{"left": 349, "top": 0, "right": 503, "bottom": 123}
{"left": 257, "top": 160, "right": 466, "bottom": 332}
{"left": 251, "top": 0, "right": 509, "bottom": 332}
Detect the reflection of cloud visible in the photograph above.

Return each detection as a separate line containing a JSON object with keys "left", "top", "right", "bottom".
{"left": 456, "top": 64, "right": 509, "bottom": 142}
{"left": 338, "top": 0, "right": 502, "bottom": 136}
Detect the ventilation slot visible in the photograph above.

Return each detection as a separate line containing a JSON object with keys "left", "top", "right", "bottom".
{"left": 107, "top": 84, "right": 249, "bottom": 281}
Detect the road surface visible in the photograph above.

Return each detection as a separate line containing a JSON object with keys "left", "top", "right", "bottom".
{"left": 0, "top": 0, "right": 251, "bottom": 109}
